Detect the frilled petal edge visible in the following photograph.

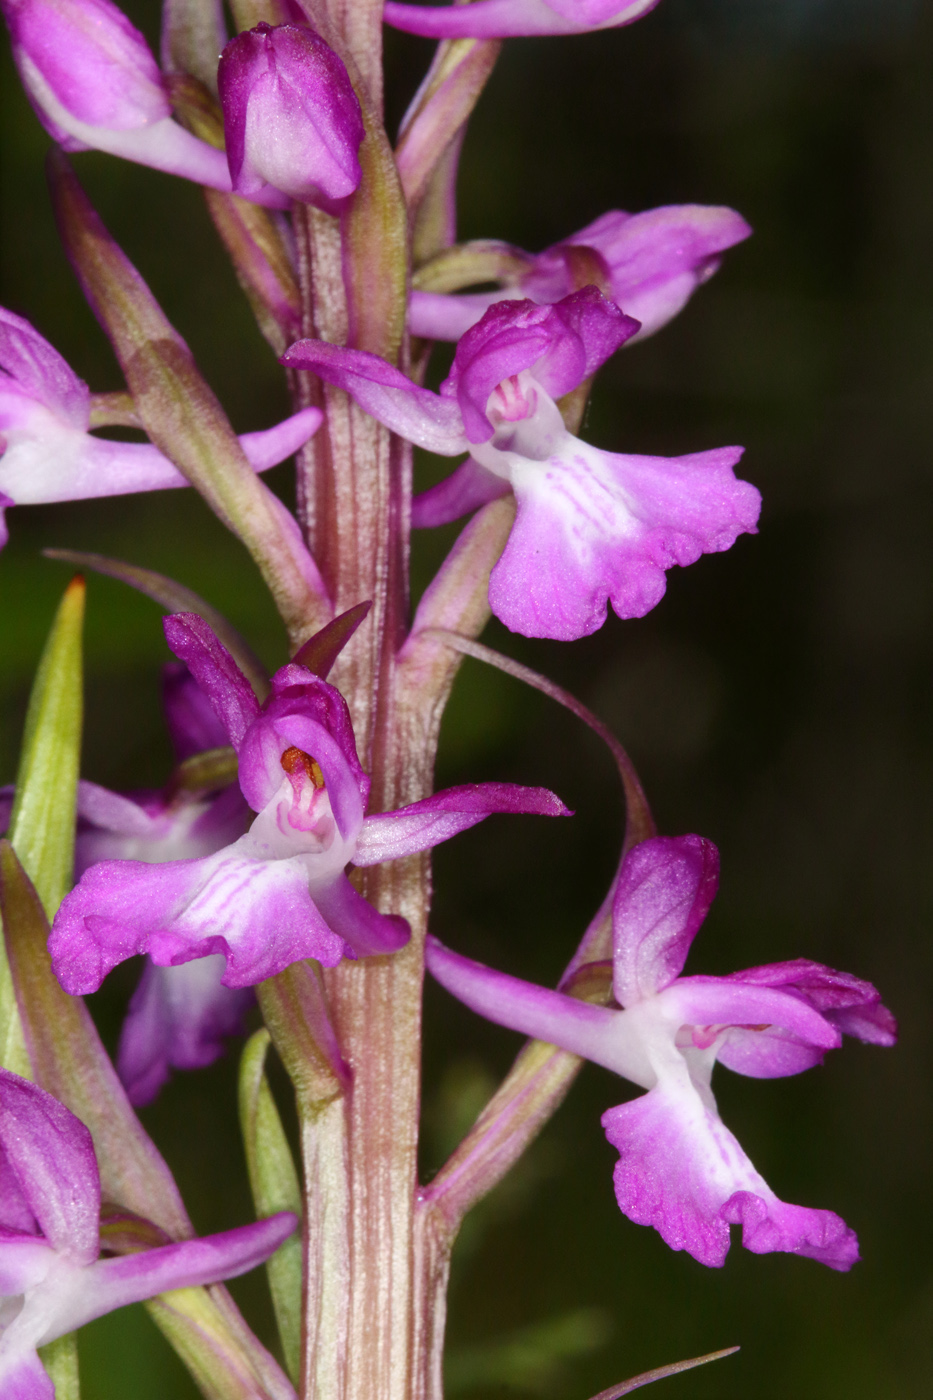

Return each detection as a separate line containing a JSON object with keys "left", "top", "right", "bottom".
{"left": 49, "top": 847, "right": 348, "bottom": 993}
{"left": 489, "top": 443, "right": 759, "bottom": 640}
{"left": 602, "top": 1073, "right": 859, "bottom": 1270}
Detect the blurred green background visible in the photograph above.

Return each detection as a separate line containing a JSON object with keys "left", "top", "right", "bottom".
{"left": 2, "top": 1, "right": 932, "bottom": 1396}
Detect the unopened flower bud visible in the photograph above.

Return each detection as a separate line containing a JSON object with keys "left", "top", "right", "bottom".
{"left": 218, "top": 22, "right": 365, "bottom": 210}
{"left": 1, "top": 0, "right": 169, "bottom": 151}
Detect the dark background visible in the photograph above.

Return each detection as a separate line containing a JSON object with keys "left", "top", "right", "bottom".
{"left": 2, "top": 1, "right": 932, "bottom": 1395}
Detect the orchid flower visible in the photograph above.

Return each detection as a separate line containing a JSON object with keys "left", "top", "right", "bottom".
{"left": 0, "top": 1067, "right": 297, "bottom": 1397}
{"left": 49, "top": 612, "right": 570, "bottom": 993}
{"left": 75, "top": 663, "right": 255, "bottom": 1106}
{"left": 383, "top": 0, "right": 662, "bottom": 40}
{"left": 282, "top": 289, "right": 761, "bottom": 640}
{"left": 0, "top": 307, "right": 321, "bottom": 550}
{"left": 0, "top": 0, "right": 295, "bottom": 201}
{"left": 426, "top": 834, "right": 896, "bottom": 1269}
{"left": 410, "top": 204, "right": 752, "bottom": 344}
{"left": 218, "top": 23, "right": 365, "bottom": 212}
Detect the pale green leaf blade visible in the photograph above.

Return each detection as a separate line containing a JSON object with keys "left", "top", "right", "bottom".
{"left": 240, "top": 1030, "right": 303, "bottom": 1382}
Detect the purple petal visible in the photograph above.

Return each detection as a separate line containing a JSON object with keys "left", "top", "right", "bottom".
{"left": 0, "top": 1069, "right": 100, "bottom": 1264}
{"left": 237, "top": 405, "right": 323, "bottom": 468}
{"left": 715, "top": 1026, "right": 827, "bottom": 1080}
{"left": 0, "top": 1232, "right": 56, "bottom": 1303}
{"left": 219, "top": 23, "right": 364, "bottom": 210}
{"left": 280, "top": 339, "right": 468, "bottom": 454}
{"left": 723, "top": 958, "right": 897, "bottom": 1047}
{"left": 75, "top": 783, "right": 251, "bottom": 872}
{"left": 49, "top": 846, "right": 349, "bottom": 993}
{"left": 488, "top": 442, "right": 760, "bottom": 639}
{"left": 53, "top": 1212, "right": 298, "bottom": 1337}
{"left": 602, "top": 1073, "right": 858, "bottom": 1270}
{"left": 425, "top": 935, "right": 631, "bottom": 1072}
{"left": 661, "top": 977, "right": 842, "bottom": 1051}
{"left": 408, "top": 289, "right": 503, "bottom": 342}
{"left": 163, "top": 614, "right": 261, "bottom": 751}
{"left": 0, "top": 306, "right": 88, "bottom": 425}
{"left": 444, "top": 289, "right": 639, "bottom": 443}
{"left": 529, "top": 204, "right": 753, "bottom": 341}
{"left": 238, "top": 664, "right": 368, "bottom": 831}
{"left": 117, "top": 957, "right": 254, "bottom": 1106}
{"left": 611, "top": 835, "right": 719, "bottom": 1007}
{"left": 162, "top": 663, "right": 230, "bottom": 760}
{"left": 0, "top": 1350, "right": 55, "bottom": 1400}
{"left": 0, "top": 782, "right": 14, "bottom": 835}
{"left": 384, "top": 0, "right": 660, "bottom": 40}
{"left": 411, "top": 456, "right": 510, "bottom": 529}
{"left": 8, "top": 0, "right": 169, "bottom": 135}
{"left": 355, "top": 783, "right": 570, "bottom": 865}
{"left": 291, "top": 601, "right": 372, "bottom": 680}
{"left": 0, "top": 1148, "right": 40, "bottom": 1235}
{"left": 312, "top": 873, "right": 410, "bottom": 957}
{"left": 0, "top": 407, "right": 313, "bottom": 512}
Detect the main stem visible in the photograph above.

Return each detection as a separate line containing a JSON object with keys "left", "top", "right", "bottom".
{"left": 291, "top": 173, "right": 437, "bottom": 1398}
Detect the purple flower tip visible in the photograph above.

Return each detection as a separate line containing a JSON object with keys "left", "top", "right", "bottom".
{"left": 2, "top": 0, "right": 169, "bottom": 147}
{"left": 218, "top": 22, "right": 365, "bottom": 210}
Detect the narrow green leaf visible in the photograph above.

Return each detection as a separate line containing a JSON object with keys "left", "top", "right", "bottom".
{"left": 8, "top": 574, "right": 85, "bottom": 916}
{"left": 44, "top": 548, "right": 269, "bottom": 699}
{"left": 39, "top": 1336, "right": 81, "bottom": 1400}
{"left": 0, "top": 576, "right": 84, "bottom": 1077}
{"left": 240, "top": 1031, "right": 304, "bottom": 1383}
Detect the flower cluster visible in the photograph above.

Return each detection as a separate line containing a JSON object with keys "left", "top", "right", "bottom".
{"left": 0, "top": 0, "right": 901, "bottom": 1394}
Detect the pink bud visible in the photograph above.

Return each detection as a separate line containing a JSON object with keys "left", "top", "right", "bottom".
{"left": 1, "top": 0, "right": 169, "bottom": 151}
{"left": 218, "top": 22, "right": 364, "bottom": 211}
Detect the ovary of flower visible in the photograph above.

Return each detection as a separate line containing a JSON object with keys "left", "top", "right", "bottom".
{"left": 426, "top": 834, "right": 896, "bottom": 1270}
